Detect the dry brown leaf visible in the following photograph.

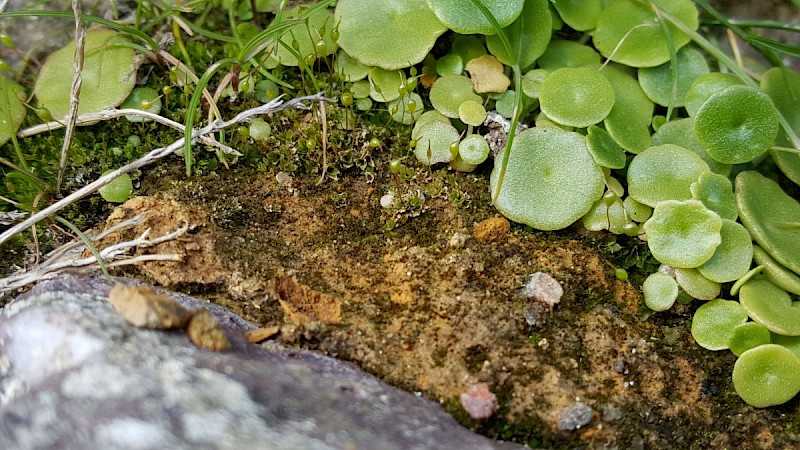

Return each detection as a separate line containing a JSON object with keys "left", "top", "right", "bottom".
{"left": 466, "top": 55, "right": 511, "bottom": 94}
{"left": 274, "top": 275, "right": 342, "bottom": 326}
{"left": 186, "top": 309, "right": 232, "bottom": 351}
{"left": 108, "top": 284, "right": 192, "bottom": 329}
{"left": 245, "top": 326, "right": 281, "bottom": 344}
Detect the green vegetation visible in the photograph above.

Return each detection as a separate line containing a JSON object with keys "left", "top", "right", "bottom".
{"left": 1, "top": 0, "right": 800, "bottom": 411}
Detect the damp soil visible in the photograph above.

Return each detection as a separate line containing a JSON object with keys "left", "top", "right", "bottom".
{"left": 88, "top": 158, "right": 800, "bottom": 449}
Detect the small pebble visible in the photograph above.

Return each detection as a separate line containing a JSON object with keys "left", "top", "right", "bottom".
{"left": 186, "top": 309, "right": 232, "bottom": 352}
{"left": 557, "top": 402, "right": 594, "bottom": 431}
{"left": 448, "top": 232, "right": 467, "bottom": 249}
{"left": 602, "top": 404, "right": 623, "bottom": 422}
{"left": 523, "top": 272, "right": 563, "bottom": 309}
{"left": 107, "top": 284, "right": 192, "bottom": 329}
{"left": 380, "top": 192, "right": 396, "bottom": 208}
{"left": 472, "top": 217, "right": 510, "bottom": 243}
{"left": 459, "top": 382, "right": 498, "bottom": 420}
{"left": 525, "top": 310, "right": 540, "bottom": 326}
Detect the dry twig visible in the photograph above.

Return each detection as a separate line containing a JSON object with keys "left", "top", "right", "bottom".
{"left": 56, "top": 0, "right": 85, "bottom": 192}
{"left": 19, "top": 108, "right": 241, "bottom": 156}
{"left": 0, "top": 215, "right": 186, "bottom": 292}
{"left": 0, "top": 93, "right": 332, "bottom": 248}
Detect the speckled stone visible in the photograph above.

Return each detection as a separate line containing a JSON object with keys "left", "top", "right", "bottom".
{"left": 0, "top": 275, "right": 522, "bottom": 450}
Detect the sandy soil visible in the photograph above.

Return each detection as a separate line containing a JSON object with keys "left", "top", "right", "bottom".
{"left": 92, "top": 162, "right": 800, "bottom": 449}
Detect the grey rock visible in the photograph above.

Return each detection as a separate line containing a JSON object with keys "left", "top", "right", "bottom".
{"left": 0, "top": 276, "right": 523, "bottom": 450}
{"left": 557, "top": 402, "right": 594, "bottom": 431}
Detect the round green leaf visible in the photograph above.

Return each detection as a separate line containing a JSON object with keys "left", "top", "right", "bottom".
{"left": 355, "top": 97, "right": 373, "bottom": 111}
{"left": 521, "top": 69, "right": 548, "bottom": 99}
{"left": 120, "top": 87, "right": 161, "bottom": 122}
{"left": 99, "top": 171, "right": 133, "bottom": 203}
{"left": 436, "top": 54, "right": 464, "bottom": 76}
{"left": 675, "top": 268, "right": 720, "bottom": 300}
{"left": 450, "top": 155, "right": 478, "bottom": 173}
{"left": 388, "top": 93, "right": 424, "bottom": 125}
{"left": 458, "top": 134, "right": 490, "bottom": 165}
{"left": 451, "top": 35, "right": 487, "bottom": 65}
{"left": 586, "top": 125, "right": 626, "bottom": 169}
{"left": 249, "top": 119, "right": 271, "bottom": 141}
{"left": 772, "top": 334, "right": 800, "bottom": 361}
{"left": 368, "top": 67, "right": 403, "bottom": 102}
{"left": 638, "top": 46, "right": 709, "bottom": 107}
{"left": 349, "top": 80, "right": 371, "bottom": 99}
{"left": 335, "top": 49, "right": 370, "bottom": 82}
{"left": 642, "top": 272, "right": 678, "bottom": 311}
{"left": 34, "top": 28, "right": 137, "bottom": 118}
{"left": 458, "top": 100, "right": 486, "bottom": 127}
{"left": 690, "top": 172, "right": 738, "bottom": 221}
{"left": 643, "top": 200, "right": 722, "bottom": 268}
{"left": 684, "top": 72, "right": 743, "bottom": 117}
{"left": 335, "top": 0, "right": 447, "bottom": 70}
{"left": 552, "top": 0, "right": 601, "bottom": 31}
{"left": 694, "top": 85, "right": 779, "bottom": 164}
{"left": 593, "top": 0, "right": 699, "bottom": 68}
{"left": 691, "top": 298, "right": 748, "bottom": 351}
{"left": 540, "top": 67, "right": 615, "bottom": 128}
{"left": 651, "top": 118, "right": 730, "bottom": 175}
{"left": 740, "top": 277, "right": 800, "bottom": 336}
{"left": 490, "top": 127, "right": 604, "bottom": 230}
{"left": 414, "top": 120, "right": 459, "bottom": 165}
{"left": 412, "top": 110, "right": 450, "bottom": 140}
{"left": 729, "top": 322, "right": 771, "bottom": 357}
{"left": 627, "top": 144, "right": 710, "bottom": 207}
{"left": 697, "top": 219, "right": 753, "bottom": 283}
{"left": 736, "top": 171, "right": 800, "bottom": 276}
{"left": 485, "top": 0, "right": 551, "bottom": 68}
{"left": 623, "top": 196, "right": 652, "bottom": 223}
{"left": 601, "top": 65, "right": 653, "bottom": 153}
{"left": 753, "top": 246, "right": 800, "bottom": 296}
{"left": 270, "top": 7, "right": 337, "bottom": 66}
{"left": 429, "top": 75, "right": 482, "bottom": 119}
{"left": 425, "top": 0, "right": 524, "bottom": 35}
{"left": 537, "top": 40, "right": 601, "bottom": 71}
{"left": 761, "top": 67, "right": 800, "bottom": 186}
{"left": 494, "top": 90, "right": 518, "bottom": 119}
{"left": 582, "top": 196, "right": 628, "bottom": 234}
{"left": 732, "top": 344, "right": 800, "bottom": 407}
{"left": 0, "top": 74, "right": 26, "bottom": 147}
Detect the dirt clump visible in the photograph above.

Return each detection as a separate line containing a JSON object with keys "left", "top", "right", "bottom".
{"left": 90, "top": 164, "right": 800, "bottom": 448}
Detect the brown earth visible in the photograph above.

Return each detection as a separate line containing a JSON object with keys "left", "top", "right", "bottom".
{"left": 92, "top": 161, "right": 800, "bottom": 449}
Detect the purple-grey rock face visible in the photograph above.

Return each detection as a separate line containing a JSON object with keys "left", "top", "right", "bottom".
{"left": 0, "top": 276, "right": 522, "bottom": 450}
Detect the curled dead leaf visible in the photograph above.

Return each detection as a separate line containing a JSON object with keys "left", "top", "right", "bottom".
{"left": 245, "top": 325, "right": 281, "bottom": 344}
{"left": 466, "top": 55, "right": 511, "bottom": 94}
{"left": 274, "top": 275, "right": 342, "bottom": 326}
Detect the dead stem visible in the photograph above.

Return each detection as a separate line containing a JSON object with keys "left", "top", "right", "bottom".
{"left": 19, "top": 108, "right": 240, "bottom": 156}
{"left": 0, "top": 93, "right": 333, "bottom": 248}
{"left": 0, "top": 215, "right": 185, "bottom": 292}
{"left": 56, "top": 0, "right": 85, "bottom": 192}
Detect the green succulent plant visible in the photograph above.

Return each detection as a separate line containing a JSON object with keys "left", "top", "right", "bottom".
{"left": 4, "top": 0, "right": 800, "bottom": 412}
{"left": 34, "top": 28, "right": 138, "bottom": 119}
{"left": 0, "top": 74, "right": 26, "bottom": 147}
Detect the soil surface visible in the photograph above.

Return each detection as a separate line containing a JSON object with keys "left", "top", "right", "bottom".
{"left": 89, "top": 160, "right": 800, "bottom": 449}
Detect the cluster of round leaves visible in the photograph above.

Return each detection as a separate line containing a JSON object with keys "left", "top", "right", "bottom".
{"left": 333, "top": 0, "right": 800, "bottom": 408}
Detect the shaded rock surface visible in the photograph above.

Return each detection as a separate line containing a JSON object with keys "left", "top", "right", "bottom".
{"left": 0, "top": 276, "right": 522, "bottom": 450}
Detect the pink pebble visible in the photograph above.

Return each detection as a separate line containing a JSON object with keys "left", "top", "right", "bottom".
{"left": 459, "top": 382, "right": 498, "bottom": 420}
